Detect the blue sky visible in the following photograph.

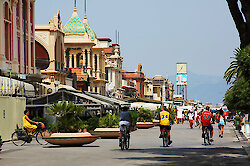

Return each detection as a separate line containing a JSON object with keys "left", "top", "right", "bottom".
{"left": 35, "top": 0, "right": 240, "bottom": 104}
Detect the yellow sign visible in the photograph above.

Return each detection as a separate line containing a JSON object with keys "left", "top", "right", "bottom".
{"left": 177, "top": 63, "right": 187, "bottom": 74}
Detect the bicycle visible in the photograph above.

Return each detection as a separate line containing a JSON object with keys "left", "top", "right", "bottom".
{"left": 119, "top": 124, "right": 130, "bottom": 150}
{"left": 203, "top": 126, "right": 211, "bottom": 145}
{"left": 11, "top": 123, "right": 50, "bottom": 146}
{"left": 162, "top": 126, "right": 169, "bottom": 147}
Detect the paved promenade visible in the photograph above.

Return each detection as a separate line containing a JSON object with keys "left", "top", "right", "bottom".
{"left": 0, "top": 122, "right": 249, "bottom": 166}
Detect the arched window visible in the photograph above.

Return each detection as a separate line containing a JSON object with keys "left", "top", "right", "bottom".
{"left": 4, "top": 2, "right": 12, "bottom": 61}
{"left": 94, "top": 54, "right": 97, "bottom": 71}
{"left": 85, "top": 49, "right": 88, "bottom": 67}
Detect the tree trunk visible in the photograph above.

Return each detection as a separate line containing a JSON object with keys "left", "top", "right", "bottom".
{"left": 227, "top": 0, "right": 250, "bottom": 49}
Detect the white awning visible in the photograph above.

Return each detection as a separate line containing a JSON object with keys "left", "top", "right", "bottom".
{"left": 84, "top": 91, "right": 130, "bottom": 107}
{"left": 131, "top": 102, "right": 161, "bottom": 110}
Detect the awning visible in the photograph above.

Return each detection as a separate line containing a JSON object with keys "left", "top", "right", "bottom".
{"left": 84, "top": 91, "right": 131, "bottom": 108}
{"left": 69, "top": 91, "right": 112, "bottom": 108}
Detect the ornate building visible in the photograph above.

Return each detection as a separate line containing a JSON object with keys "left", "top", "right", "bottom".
{"left": 122, "top": 64, "right": 145, "bottom": 98}
{"left": 0, "top": 0, "right": 36, "bottom": 75}
{"left": 63, "top": 2, "right": 107, "bottom": 95}
{"left": 144, "top": 75, "right": 174, "bottom": 101}
{"left": 35, "top": 11, "right": 68, "bottom": 86}
{"left": 104, "top": 43, "right": 124, "bottom": 98}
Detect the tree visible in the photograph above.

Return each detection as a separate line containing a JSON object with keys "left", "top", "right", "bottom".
{"left": 226, "top": 0, "right": 250, "bottom": 49}
{"left": 48, "top": 101, "right": 87, "bottom": 133}
{"left": 224, "top": 45, "right": 250, "bottom": 84}
{"left": 224, "top": 45, "right": 250, "bottom": 113}
{"left": 224, "top": 76, "right": 250, "bottom": 112}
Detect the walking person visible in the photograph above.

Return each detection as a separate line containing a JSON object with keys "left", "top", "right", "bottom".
{"left": 217, "top": 109, "right": 226, "bottom": 138}
{"left": 188, "top": 111, "right": 194, "bottom": 129}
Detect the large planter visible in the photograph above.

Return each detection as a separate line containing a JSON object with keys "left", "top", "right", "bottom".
{"left": 153, "top": 120, "right": 160, "bottom": 126}
{"left": 90, "top": 128, "right": 120, "bottom": 138}
{"left": 136, "top": 122, "right": 154, "bottom": 129}
{"left": 43, "top": 132, "right": 98, "bottom": 146}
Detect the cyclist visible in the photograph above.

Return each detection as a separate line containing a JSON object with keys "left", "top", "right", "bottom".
{"left": 119, "top": 107, "right": 132, "bottom": 146}
{"left": 23, "top": 109, "right": 44, "bottom": 134}
{"left": 159, "top": 105, "right": 174, "bottom": 145}
{"left": 217, "top": 108, "right": 226, "bottom": 138}
{"left": 201, "top": 106, "right": 214, "bottom": 142}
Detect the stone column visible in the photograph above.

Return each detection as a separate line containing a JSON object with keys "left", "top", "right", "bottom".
{"left": 27, "top": 0, "right": 31, "bottom": 74}
{"left": 20, "top": 0, "right": 24, "bottom": 73}
{"left": 102, "top": 54, "right": 106, "bottom": 80}
{"left": 69, "top": 54, "right": 72, "bottom": 68}
{"left": 80, "top": 50, "right": 84, "bottom": 68}
{"left": 31, "top": 0, "right": 35, "bottom": 73}
{"left": 96, "top": 54, "right": 100, "bottom": 79}
{"left": 12, "top": 0, "right": 19, "bottom": 73}
{"left": 74, "top": 54, "right": 77, "bottom": 68}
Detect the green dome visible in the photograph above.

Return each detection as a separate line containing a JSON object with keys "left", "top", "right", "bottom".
{"left": 64, "top": 11, "right": 85, "bottom": 35}
{"left": 83, "top": 17, "right": 97, "bottom": 41}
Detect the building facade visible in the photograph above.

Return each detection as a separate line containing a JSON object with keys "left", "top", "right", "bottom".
{"left": 35, "top": 11, "right": 67, "bottom": 86}
{"left": 104, "top": 43, "right": 124, "bottom": 98}
{"left": 0, "top": 0, "right": 36, "bottom": 76}
{"left": 122, "top": 64, "right": 145, "bottom": 98}
{"left": 63, "top": 5, "right": 107, "bottom": 95}
{"left": 144, "top": 75, "right": 174, "bottom": 101}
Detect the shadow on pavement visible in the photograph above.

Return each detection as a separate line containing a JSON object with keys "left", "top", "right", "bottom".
{"left": 44, "top": 145, "right": 100, "bottom": 148}
{"left": 115, "top": 147, "right": 250, "bottom": 165}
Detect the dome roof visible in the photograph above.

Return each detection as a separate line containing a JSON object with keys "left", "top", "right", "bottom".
{"left": 152, "top": 75, "right": 165, "bottom": 81}
{"left": 83, "top": 17, "right": 97, "bottom": 41}
{"left": 64, "top": 10, "right": 85, "bottom": 35}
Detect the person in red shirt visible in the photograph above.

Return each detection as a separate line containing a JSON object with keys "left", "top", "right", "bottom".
{"left": 201, "top": 106, "right": 214, "bottom": 142}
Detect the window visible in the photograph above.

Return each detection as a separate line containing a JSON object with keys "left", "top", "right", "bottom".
{"left": 4, "top": 2, "right": 12, "bottom": 61}
{"left": 95, "top": 54, "right": 97, "bottom": 71}
{"left": 85, "top": 49, "right": 87, "bottom": 67}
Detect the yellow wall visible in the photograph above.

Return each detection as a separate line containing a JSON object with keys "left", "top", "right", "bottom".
{"left": 0, "top": 96, "right": 26, "bottom": 141}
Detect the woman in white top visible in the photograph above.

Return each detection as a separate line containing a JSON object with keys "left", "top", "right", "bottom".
{"left": 217, "top": 109, "right": 226, "bottom": 138}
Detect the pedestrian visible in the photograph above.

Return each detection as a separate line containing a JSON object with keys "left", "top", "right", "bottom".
{"left": 188, "top": 111, "right": 194, "bottom": 129}
{"left": 217, "top": 109, "right": 226, "bottom": 138}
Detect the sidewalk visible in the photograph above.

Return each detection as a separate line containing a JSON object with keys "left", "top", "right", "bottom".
{"left": 233, "top": 124, "right": 250, "bottom": 158}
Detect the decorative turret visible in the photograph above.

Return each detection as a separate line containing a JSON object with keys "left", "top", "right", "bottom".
{"left": 63, "top": 4, "right": 85, "bottom": 36}
{"left": 83, "top": 0, "right": 97, "bottom": 41}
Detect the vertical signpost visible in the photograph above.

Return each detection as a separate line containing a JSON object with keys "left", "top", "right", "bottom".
{"left": 176, "top": 63, "right": 187, "bottom": 100}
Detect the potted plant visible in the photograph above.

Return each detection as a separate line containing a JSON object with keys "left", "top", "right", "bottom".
{"left": 129, "top": 109, "right": 139, "bottom": 131}
{"left": 44, "top": 101, "right": 98, "bottom": 146}
{"left": 48, "top": 101, "right": 87, "bottom": 133}
{"left": 136, "top": 108, "right": 154, "bottom": 128}
{"left": 91, "top": 114, "right": 120, "bottom": 138}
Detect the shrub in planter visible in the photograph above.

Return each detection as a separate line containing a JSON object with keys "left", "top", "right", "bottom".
{"left": 87, "top": 116, "right": 99, "bottom": 131}
{"left": 48, "top": 101, "right": 87, "bottom": 133}
{"left": 137, "top": 108, "right": 153, "bottom": 122}
{"left": 99, "top": 114, "right": 120, "bottom": 128}
{"left": 129, "top": 109, "right": 139, "bottom": 127}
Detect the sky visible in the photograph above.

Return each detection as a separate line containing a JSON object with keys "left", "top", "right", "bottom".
{"left": 35, "top": 0, "right": 240, "bottom": 104}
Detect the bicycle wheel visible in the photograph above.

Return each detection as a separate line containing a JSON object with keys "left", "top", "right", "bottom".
{"left": 162, "top": 131, "right": 169, "bottom": 147}
{"left": 121, "top": 136, "right": 125, "bottom": 150}
{"left": 36, "top": 131, "right": 49, "bottom": 145}
{"left": 11, "top": 131, "right": 26, "bottom": 146}
{"left": 125, "top": 135, "right": 130, "bottom": 150}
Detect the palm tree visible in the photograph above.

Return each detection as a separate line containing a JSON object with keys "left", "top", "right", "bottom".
{"left": 48, "top": 101, "right": 87, "bottom": 133}
{"left": 224, "top": 45, "right": 250, "bottom": 85}
{"left": 224, "top": 48, "right": 240, "bottom": 85}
